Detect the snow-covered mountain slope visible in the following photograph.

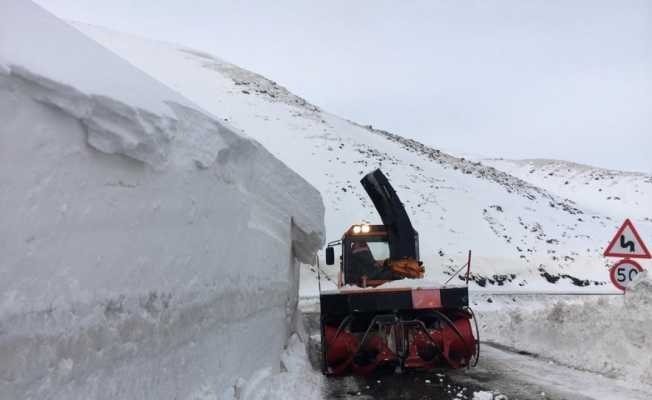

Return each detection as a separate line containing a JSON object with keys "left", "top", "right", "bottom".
{"left": 483, "top": 158, "right": 651, "bottom": 220}
{"left": 72, "top": 21, "right": 652, "bottom": 292}
{"left": 1, "top": 1, "right": 323, "bottom": 399}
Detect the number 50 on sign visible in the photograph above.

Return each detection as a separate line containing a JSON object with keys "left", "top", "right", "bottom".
{"left": 609, "top": 259, "right": 644, "bottom": 291}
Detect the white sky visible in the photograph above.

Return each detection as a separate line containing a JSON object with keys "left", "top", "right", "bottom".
{"left": 35, "top": 0, "right": 651, "bottom": 172}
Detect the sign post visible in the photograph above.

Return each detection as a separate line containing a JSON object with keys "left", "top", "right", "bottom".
{"left": 604, "top": 219, "right": 650, "bottom": 292}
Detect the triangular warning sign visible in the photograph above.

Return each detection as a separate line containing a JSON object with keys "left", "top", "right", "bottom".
{"left": 604, "top": 219, "right": 651, "bottom": 259}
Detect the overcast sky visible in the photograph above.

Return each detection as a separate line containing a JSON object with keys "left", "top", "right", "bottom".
{"left": 35, "top": 0, "right": 651, "bottom": 172}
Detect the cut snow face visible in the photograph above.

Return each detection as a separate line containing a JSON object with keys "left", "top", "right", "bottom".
{"left": 72, "top": 21, "right": 652, "bottom": 292}
{"left": 0, "top": 1, "right": 324, "bottom": 399}
{"left": 0, "top": 0, "right": 225, "bottom": 171}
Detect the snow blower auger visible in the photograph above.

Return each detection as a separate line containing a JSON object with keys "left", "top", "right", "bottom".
{"left": 319, "top": 169, "right": 479, "bottom": 376}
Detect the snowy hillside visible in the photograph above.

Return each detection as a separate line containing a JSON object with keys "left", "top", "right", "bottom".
{"left": 483, "top": 158, "right": 651, "bottom": 220}
{"left": 0, "top": 1, "right": 323, "bottom": 399}
{"left": 73, "top": 22, "right": 652, "bottom": 292}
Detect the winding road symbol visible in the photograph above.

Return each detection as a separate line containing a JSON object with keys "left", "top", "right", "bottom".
{"left": 619, "top": 235, "right": 635, "bottom": 253}
{"left": 603, "top": 219, "right": 651, "bottom": 259}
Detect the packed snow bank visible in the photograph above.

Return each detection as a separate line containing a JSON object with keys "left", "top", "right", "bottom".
{"left": 474, "top": 270, "right": 652, "bottom": 387}
{"left": 0, "top": 0, "right": 184, "bottom": 116}
{"left": 223, "top": 334, "right": 323, "bottom": 400}
{"left": 0, "top": 1, "right": 324, "bottom": 399}
{"left": 0, "top": 0, "right": 228, "bottom": 171}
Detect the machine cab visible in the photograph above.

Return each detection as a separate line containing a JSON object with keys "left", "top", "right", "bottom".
{"left": 324, "top": 169, "right": 423, "bottom": 288}
{"left": 325, "top": 224, "right": 419, "bottom": 288}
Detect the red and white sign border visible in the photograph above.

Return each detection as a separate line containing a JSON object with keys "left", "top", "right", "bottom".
{"left": 609, "top": 259, "right": 644, "bottom": 291}
{"left": 603, "top": 218, "right": 651, "bottom": 259}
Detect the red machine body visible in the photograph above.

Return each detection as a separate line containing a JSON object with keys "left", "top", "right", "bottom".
{"left": 320, "top": 286, "right": 477, "bottom": 375}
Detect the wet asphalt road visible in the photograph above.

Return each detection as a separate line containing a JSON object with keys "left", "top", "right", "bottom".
{"left": 319, "top": 372, "right": 477, "bottom": 400}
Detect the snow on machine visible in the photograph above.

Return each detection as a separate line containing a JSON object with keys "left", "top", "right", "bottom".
{"left": 319, "top": 169, "right": 479, "bottom": 375}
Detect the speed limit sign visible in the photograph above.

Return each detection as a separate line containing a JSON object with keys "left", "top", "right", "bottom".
{"left": 609, "top": 259, "right": 644, "bottom": 291}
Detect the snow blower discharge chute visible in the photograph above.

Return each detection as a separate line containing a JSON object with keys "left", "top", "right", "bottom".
{"left": 319, "top": 169, "right": 479, "bottom": 375}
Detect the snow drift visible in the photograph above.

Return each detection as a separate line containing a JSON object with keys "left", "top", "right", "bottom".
{"left": 474, "top": 271, "right": 652, "bottom": 387}
{"left": 0, "top": 1, "right": 324, "bottom": 399}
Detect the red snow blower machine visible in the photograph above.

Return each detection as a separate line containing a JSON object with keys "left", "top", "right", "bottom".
{"left": 319, "top": 169, "right": 479, "bottom": 375}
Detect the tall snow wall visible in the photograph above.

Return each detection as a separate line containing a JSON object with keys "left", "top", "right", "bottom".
{"left": 0, "top": 1, "right": 325, "bottom": 399}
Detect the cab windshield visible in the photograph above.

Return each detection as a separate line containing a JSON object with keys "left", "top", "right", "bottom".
{"left": 351, "top": 238, "right": 389, "bottom": 262}
{"left": 346, "top": 237, "right": 396, "bottom": 285}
